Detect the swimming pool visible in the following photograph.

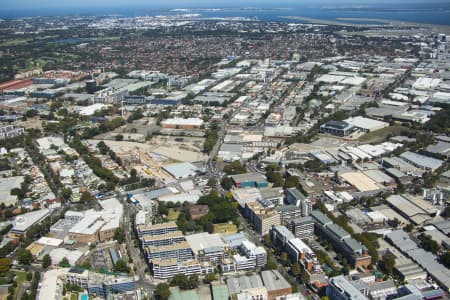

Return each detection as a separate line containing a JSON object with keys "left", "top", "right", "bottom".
{"left": 81, "top": 293, "right": 88, "bottom": 300}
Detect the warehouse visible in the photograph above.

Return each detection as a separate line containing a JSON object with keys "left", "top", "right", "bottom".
{"left": 231, "top": 173, "right": 268, "bottom": 188}
{"left": 385, "top": 195, "right": 430, "bottom": 225}
{"left": 319, "top": 120, "right": 356, "bottom": 137}
{"left": 163, "top": 162, "right": 200, "bottom": 179}
{"left": 339, "top": 172, "right": 381, "bottom": 192}
{"left": 399, "top": 151, "right": 444, "bottom": 172}
{"left": 344, "top": 116, "right": 389, "bottom": 132}
{"left": 160, "top": 118, "right": 204, "bottom": 129}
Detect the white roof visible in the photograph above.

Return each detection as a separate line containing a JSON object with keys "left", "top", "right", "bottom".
{"left": 288, "top": 238, "right": 313, "bottom": 256}
{"left": 413, "top": 77, "right": 441, "bottom": 90}
{"left": 36, "top": 237, "right": 63, "bottom": 247}
{"left": 344, "top": 116, "right": 389, "bottom": 131}
{"left": 36, "top": 136, "right": 65, "bottom": 150}
{"left": 161, "top": 117, "right": 204, "bottom": 126}
{"left": 13, "top": 209, "right": 51, "bottom": 233}
{"left": 0, "top": 176, "right": 24, "bottom": 206}
{"left": 366, "top": 211, "right": 388, "bottom": 222}
{"left": 76, "top": 103, "right": 108, "bottom": 116}
{"left": 185, "top": 232, "right": 225, "bottom": 254}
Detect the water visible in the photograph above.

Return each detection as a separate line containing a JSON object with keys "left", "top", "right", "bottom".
{"left": 81, "top": 293, "right": 88, "bottom": 300}
{"left": 2, "top": 2, "right": 450, "bottom": 26}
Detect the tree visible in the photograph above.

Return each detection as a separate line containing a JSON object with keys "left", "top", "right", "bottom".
{"left": 170, "top": 273, "right": 189, "bottom": 289}
{"left": 114, "top": 228, "right": 125, "bottom": 244}
{"left": 61, "top": 188, "right": 72, "bottom": 200}
{"left": 203, "top": 273, "right": 217, "bottom": 284}
{"left": 42, "top": 254, "right": 52, "bottom": 269}
{"left": 188, "top": 274, "right": 199, "bottom": 289}
{"left": 291, "top": 262, "right": 301, "bottom": 277}
{"left": 59, "top": 257, "right": 70, "bottom": 268}
{"left": 220, "top": 177, "right": 234, "bottom": 190}
{"left": 17, "top": 249, "right": 33, "bottom": 265}
{"left": 380, "top": 253, "right": 396, "bottom": 275}
{"left": 154, "top": 283, "right": 171, "bottom": 300}
{"left": 0, "top": 257, "right": 11, "bottom": 273}
{"left": 114, "top": 259, "right": 129, "bottom": 273}
{"left": 441, "top": 251, "right": 450, "bottom": 268}
{"left": 80, "top": 191, "right": 94, "bottom": 203}
{"left": 115, "top": 134, "right": 124, "bottom": 141}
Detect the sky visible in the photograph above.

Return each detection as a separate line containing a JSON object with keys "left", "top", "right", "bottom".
{"left": 2, "top": 0, "right": 447, "bottom": 10}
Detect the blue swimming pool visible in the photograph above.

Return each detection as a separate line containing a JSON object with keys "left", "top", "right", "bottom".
{"left": 81, "top": 293, "right": 88, "bottom": 300}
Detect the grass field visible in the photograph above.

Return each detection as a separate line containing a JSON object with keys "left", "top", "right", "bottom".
{"left": 358, "top": 125, "right": 413, "bottom": 144}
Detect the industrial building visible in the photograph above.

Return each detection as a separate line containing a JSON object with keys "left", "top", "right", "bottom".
{"left": 160, "top": 118, "right": 204, "bottom": 129}
{"left": 10, "top": 209, "right": 51, "bottom": 238}
{"left": 231, "top": 173, "right": 269, "bottom": 188}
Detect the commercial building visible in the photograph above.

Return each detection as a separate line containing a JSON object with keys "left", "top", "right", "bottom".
{"left": 137, "top": 221, "right": 178, "bottom": 238}
{"left": 246, "top": 201, "right": 281, "bottom": 235}
{"left": 289, "top": 216, "right": 315, "bottom": 240}
{"left": 141, "top": 231, "right": 185, "bottom": 247}
{"left": 311, "top": 211, "right": 371, "bottom": 268}
{"left": 151, "top": 258, "right": 213, "bottom": 280}
{"left": 343, "top": 116, "right": 389, "bottom": 133}
{"left": 10, "top": 209, "right": 51, "bottom": 238}
{"left": 319, "top": 121, "right": 356, "bottom": 137}
{"left": 0, "top": 125, "right": 25, "bottom": 140}
{"left": 67, "top": 198, "right": 123, "bottom": 244}
{"left": 327, "top": 275, "right": 367, "bottom": 300}
{"left": 277, "top": 205, "right": 302, "bottom": 226}
{"left": 145, "top": 241, "right": 193, "bottom": 263}
{"left": 231, "top": 173, "right": 269, "bottom": 188}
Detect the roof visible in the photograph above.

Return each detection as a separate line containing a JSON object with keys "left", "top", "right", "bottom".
{"left": 329, "top": 275, "right": 367, "bottom": 300}
{"left": 340, "top": 172, "right": 381, "bottom": 192}
{"left": 211, "top": 284, "right": 230, "bottom": 300}
{"left": 12, "top": 209, "right": 51, "bottom": 233}
{"left": 344, "top": 116, "right": 389, "bottom": 131}
{"left": 231, "top": 172, "right": 267, "bottom": 184}
{"left": 400, "top": 151, "right": 443, "bottom": 171}
{"left": 286, "top": 187, "right": 307, "bottom": 201}
{"left": 0, "top": 176, "right": 24, "bottom": 206}
{"left": 185, "top": 232, "right": 225, "bottom": 254}
{"left": 272, "top": 225, "right": 295, "bottom": 240}
{"left": 261, "top": 270, "right": 291, "bottom": 292}
{"left": 163, "top": 162, "right": 199, "bottom": 179}
{"left": 327, "top": 223, "right": 351, "bottom": 240}
{"left": 169, "top": 287, "right": 200, "bottom": 300}
{"left": 310, "top": 210, "right": 333, "bottom": 226}
{"left": 222, "top": 233, "right": 247, "bottom": 248}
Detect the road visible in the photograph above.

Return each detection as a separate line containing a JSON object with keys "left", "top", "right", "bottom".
{"left": 117, "top": 192, "right": 157, "bottom": 292}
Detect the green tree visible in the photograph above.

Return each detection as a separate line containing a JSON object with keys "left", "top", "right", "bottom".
{"left": 59, "top": 257, "right": 70, "bottom": 268}
{"left": 0, "top": 258, "right": 11, "bottom": 273}
{"left": 441, "top": 251, "right": 450, "bottom": 268}
{"left": 170, "top": 273, "right": 189, "bottom": 289}
{"left": 42, "top": 254, "right": 52, "bottom": 269}
{"left": 203, "top": 273, "right": 217, "bottom": 284}
{"left": 188, "top": 274, "right": 199, "bottom": 289}
{"left": 114, "top": 228, "right": 125, "bottom": 244}
{"left": 380, "top": 253, "right": 395, "bottom": 275}
{"left": 17, "top": 249, "right": 33, "bottom": 265}
{"left": 114, "top": 259, "right": 129, "bottom": 273}
{"left": 154, "top": 283, "right": 171, "bottom": 300}
{"left": 220, "top": 177, "right": 234, "bottom": 190}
